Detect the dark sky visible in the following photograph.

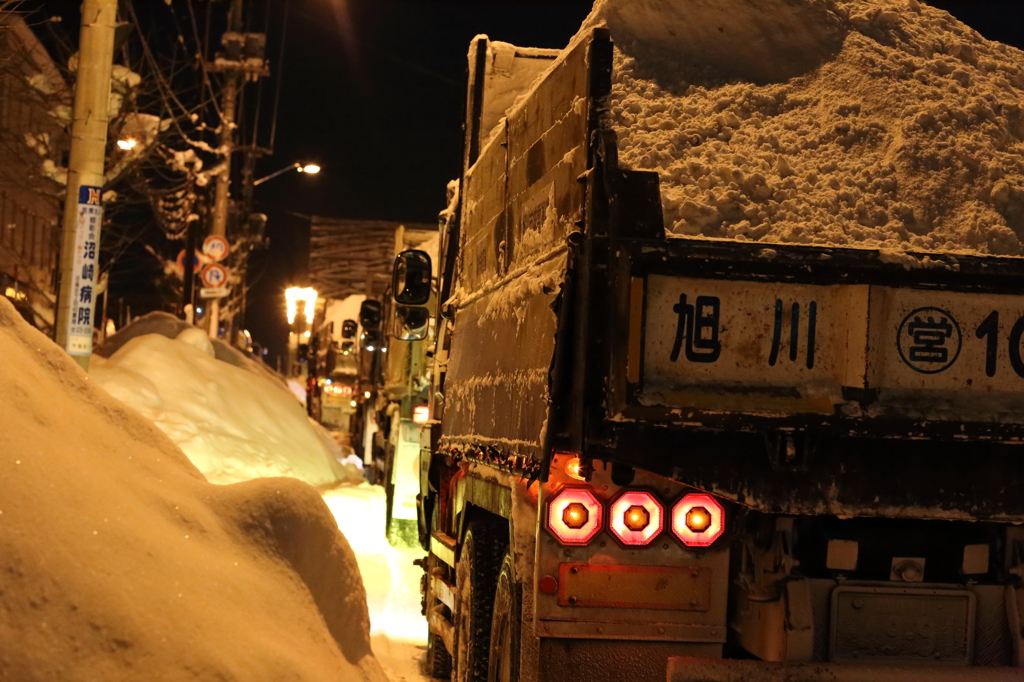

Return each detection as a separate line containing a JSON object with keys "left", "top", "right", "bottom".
{"left": 247, "top": 0, "right": 596, "bottom": 364}
{"left": 17, "top": 0, "right": 1024, "bottom": 365}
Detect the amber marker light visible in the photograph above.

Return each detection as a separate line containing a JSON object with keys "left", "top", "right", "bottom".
{"left": 546, "top": 487, "right": 603, "bottom": 545}
{"left": 671, "top": 493, "right": 725, "bottom": 548}
{"left": 564, "top": 456, "right": 586, "bottom": 481}
{"left": 412, "top": 405, "right": 430, "bottom": 424}
{"left": 609, "top": 491, "right": 664, "bottom": 546}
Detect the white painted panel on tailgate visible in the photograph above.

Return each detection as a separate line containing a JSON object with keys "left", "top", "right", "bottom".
{"left": 643, "top": 275, "right": 868, "bottom": 391}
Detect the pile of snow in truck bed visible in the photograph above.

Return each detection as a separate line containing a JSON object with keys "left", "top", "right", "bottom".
{"left": 0, "top": 298, "right": 386, "bottom": 681}
{"left": 90, "top": 326, "right": 348, "bottom": 486}
{"left": 591, "top": 0, "right": 1024, "bottom": 255}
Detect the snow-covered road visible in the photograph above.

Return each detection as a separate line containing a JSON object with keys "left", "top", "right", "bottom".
{"left": 322, "top": 484, "right": 431, "bottom": 682}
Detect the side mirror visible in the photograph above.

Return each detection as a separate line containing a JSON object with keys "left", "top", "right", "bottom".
{"left": 393, "top": 250, "right": 432, "bottom": 305}
{"left": 341, "top": 319, "right": 358, "bottom": 339}
{"left": 359, "top": 300, "right": 382, "bottom": 331}
{"left": 393, "top": 306, "right": 430, "bottom": 341}
{"left": 360, "top": 329, "right": 381, "bottom": 352}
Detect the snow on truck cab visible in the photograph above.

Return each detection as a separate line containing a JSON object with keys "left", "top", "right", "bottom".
{"left": 403, "top": 2, "right": 1024, "bottom": 681}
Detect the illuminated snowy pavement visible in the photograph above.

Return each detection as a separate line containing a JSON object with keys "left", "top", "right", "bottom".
{"left": 322, "top": 484, "right": 431, "bottom": 682}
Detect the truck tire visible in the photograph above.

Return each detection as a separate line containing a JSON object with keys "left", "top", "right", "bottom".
{"left": 487, "top": 551, "right": 521, "bottom": 682}
{"left": 425, "top": 631, "right": 452, "bottom": 679}
{"left": 454, "top": 520, "right": 507, "bottom": 682}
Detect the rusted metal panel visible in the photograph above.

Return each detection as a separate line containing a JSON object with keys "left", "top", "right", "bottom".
{"left": 462, "top": 474, "right": 513, "bottom": 520}
{"left": 667, "top": 657, "right": 1024, "bottom": 681}
{"left": 830, "top": 585, "right": 975, "bottom": 666}
{"left": 556, "top": 563, "right": 711, "bottom": 611}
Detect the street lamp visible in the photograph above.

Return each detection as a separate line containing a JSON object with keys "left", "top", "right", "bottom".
{"left": 285, "top": 287, "right": 318, "bottom": 325}
{"left": 253, "top": 162, "right": 321, "bottom": 186}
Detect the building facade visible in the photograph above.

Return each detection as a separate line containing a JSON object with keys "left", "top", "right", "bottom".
{"left": 0, "top": 14, "right": 67, "bottom": 333}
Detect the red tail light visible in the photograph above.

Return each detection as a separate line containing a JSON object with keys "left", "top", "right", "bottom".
{"left": 671, "top": 493, "right": 725, "bottom": 548}
{"left": 609, "top": 491, "right": 664, "bottom": 546}
{"left": 546, "top": 487, "right": 603, "bottom": 545}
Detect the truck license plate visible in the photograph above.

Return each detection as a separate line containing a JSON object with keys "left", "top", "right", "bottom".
{"left": 829, "top": 586, "right": 975, "bottom": 665}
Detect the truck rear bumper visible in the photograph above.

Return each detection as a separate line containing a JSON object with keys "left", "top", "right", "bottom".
{"left": 666, "top": 657, "right": 1024, "bottom": 682}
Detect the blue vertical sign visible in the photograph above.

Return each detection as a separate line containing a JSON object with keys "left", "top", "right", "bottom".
{"left": 66, "top": 185, "right": 102, "bottom": 356}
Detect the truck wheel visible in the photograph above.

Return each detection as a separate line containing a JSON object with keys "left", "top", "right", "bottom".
{"left": 425, "top": 631, "right": 452, "bottom": 679}
{"left": 454, "top": 521, "right": 506, "bottom": 682}
{"left": 487, "top": 551, "right": 520, "bottom": 682}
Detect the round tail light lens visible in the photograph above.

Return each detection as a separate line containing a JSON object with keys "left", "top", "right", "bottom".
{"left": 546, "top": 487, "right": 603, "bottom": 545}
{"left": 671, "top": 493, "right": 725, "bottom": 547}
{"left": 609, "top": 491, "right": 664, "bottom": 546}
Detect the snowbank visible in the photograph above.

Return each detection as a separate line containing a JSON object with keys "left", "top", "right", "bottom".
{"left": 587, "top": 0, "right": 1024, "bottom": 255}
{"left": 97, "top": 311, "right": 288, "bottom": 392}
{"left": 0, "top": 298, "right": 387, "bottom": 681}
{"left": 90, "top": 326, "right": 347, "bottom": 486}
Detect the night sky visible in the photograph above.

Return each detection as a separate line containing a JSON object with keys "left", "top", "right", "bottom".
{"left": 18, "top": 0, "right": 1024, "bottom": 366}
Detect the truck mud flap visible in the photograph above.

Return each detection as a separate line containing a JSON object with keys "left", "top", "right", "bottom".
{"left": 666, "top": 657, "right": 1024, "bottom": 682}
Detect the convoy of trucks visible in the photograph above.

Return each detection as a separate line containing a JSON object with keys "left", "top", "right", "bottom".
{"left": 363, "top": 25, "right": 1024, "bottom": 682}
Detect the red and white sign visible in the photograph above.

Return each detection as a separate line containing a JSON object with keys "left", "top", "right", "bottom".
{"left": 176, "top": 249, "right": 201, "bottom": 274}
{"left": 202, "top": 235, "right": 230, "bottom": 262}
{"left": 201, "top": 263, "right": 228, "bottom": 288}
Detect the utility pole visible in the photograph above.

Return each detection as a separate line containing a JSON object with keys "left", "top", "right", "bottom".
{"left": 205, "top": 0, "right": 268, "bottom": 342}
{"left": 206, "top": 0, "right": 243, "bottom": 340}
{"left": 54, "top": 0, "right": 117, "bottom": 370}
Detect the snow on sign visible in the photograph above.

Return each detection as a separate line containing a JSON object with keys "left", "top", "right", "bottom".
{"left": 66, "top": 185, "right": 102, "bottom": 356}
{"left": 201, "top": 263, "right": 227, "bottom": 288}
{"left": 642, "top": 275, "right": 1024, "bottom": 417}
{"left": 202, "top": 235, "right": 230, "bottom": 262}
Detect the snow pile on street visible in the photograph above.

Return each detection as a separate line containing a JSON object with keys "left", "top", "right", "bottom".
{"left": 91, "top": 325, "right": 347, "bottom": 486}
{"left": 0, "top": 298, "right": 387, "bottom": 681}
{"left": 589, "top": 0, "right": 1024, "bottom": 255}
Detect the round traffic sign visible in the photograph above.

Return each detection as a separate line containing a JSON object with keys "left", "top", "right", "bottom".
{"left": 201, "top": 263, "right": 228, "bottom": 288}
{"left": 176, "top": 249, "right": 200, "bottom": 273}
{"left": 203, "top": 235, "right": 230, "bottom": 262}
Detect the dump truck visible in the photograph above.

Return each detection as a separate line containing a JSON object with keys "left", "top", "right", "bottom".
{"left": 400, "top": 13, "right": 1024, "bottom": 682}
{"left": 370, "top": 226, "right": 439, "bottom": 545}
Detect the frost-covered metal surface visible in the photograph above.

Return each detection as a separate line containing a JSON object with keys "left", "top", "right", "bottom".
{"left": 442, "top": 36, "right": 594, "bottom": 462}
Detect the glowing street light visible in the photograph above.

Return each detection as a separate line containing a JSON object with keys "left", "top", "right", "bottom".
{"left": 117, "top": 138, "right": 137, "bottom": 150}
{"left": 285, "top": 287, "right": 318, "bottom": 325}
{"left": 254, "top": 162, "right": 322, "bottom": 186}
